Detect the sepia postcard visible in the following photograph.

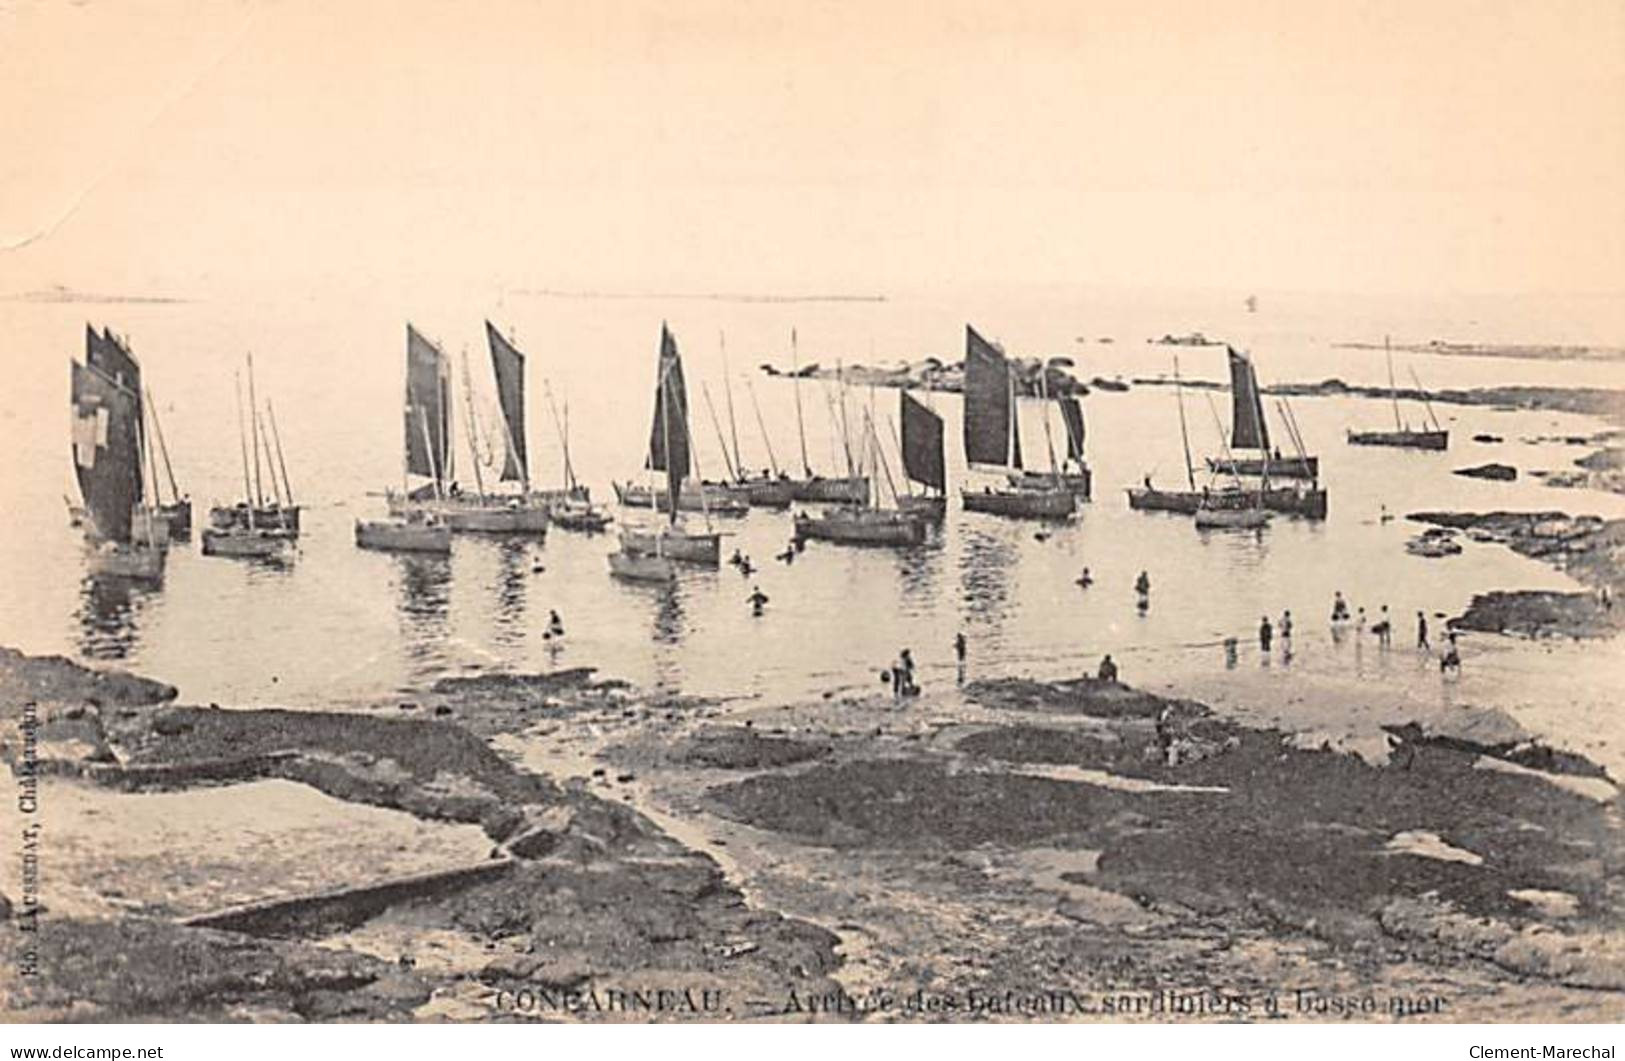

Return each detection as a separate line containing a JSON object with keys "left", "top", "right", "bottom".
{"left": 1, "top": 0, "right": 1622, "bottom": 1041}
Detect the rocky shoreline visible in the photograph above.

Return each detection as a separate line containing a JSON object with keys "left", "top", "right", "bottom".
{"left": 3, "top": 644, "right": 1621, "bottom": 1022}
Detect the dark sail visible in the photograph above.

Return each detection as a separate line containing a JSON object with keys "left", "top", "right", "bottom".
{"left": 1227, "top": 347, "right": 1271, "bottom": 452}
{"left": 1059, "top": 397, "right": 1086, "bottom": 464}
{"left": 485, "top": 321, "right": 527, "bottom": 482}
{"left": 646, "top": 325, "right": 691, "bottom": 519}
{"left": 900, "top": 390, "right": 945, "bottom": 491}
{"left": 405, "top": 324, "right": 451, "bottom": 484}
{"left": 88, "top": 325, "right": 144, "bottom": 452}
{"left": 964, "top": 325, "right": 1020, "bottom": 468}
{"left": 72, "top": 360, "right": 142, "bottom": 543}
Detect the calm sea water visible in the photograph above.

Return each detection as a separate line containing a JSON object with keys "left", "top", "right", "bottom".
{"left": 2, "top": 285, "right": 1621, "bottom": 762}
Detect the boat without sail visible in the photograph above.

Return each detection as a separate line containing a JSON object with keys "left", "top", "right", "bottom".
{"left": 1347, "top": 338, "right": 1450, "bottom": 450}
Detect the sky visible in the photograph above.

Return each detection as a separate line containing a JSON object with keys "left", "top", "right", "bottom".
{"left": 1, "top": 0, "right": 1622, "bottom": 301}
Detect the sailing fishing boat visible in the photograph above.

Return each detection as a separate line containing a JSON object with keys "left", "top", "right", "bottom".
{"left": 202, "top": 360, "right": 295, "bottom": 559}
{"left": 209, "top": 353, "right": 300, "bottom": 535}
{"left": 895, "top": 389, "right": 947, "bottom": 522}
{"left": 793, "top": 407, "right": 926, "bottom": 547}
{"left": 1129, "top": 357, "right": 1327, "bottom": 520}
{"left": 530, "top": 374, "right": 612, "bottom": 533}
{"left": 357, "top": 325, "right": 453, "bottom": 553}
{"left": 779, "top": 330, "right": 869, "bottom": 504}
{"left": 1204, "top": 348, "right": 1320, "bottom": 481}
{"left": 142, "top": 382, "right": 191, "bottom": 539}
{"left": 1194, "top": 386, "right": 1270, "bottom": 530}
{"left": 484, "top": 321, "right": 591, "bottom": 514}
{"left": 72, "top": 327, "right": 166, "bottom": 579}
{"left": 960, "top": 325, "right": 1074, "bottom": 520}
{"left": 614, "top": 325, "right": 721, "bottom": 569}
{"left": 710, "top": 333, "right": 793, "bottom": 508}
{"left": 1347, "top": 337, "right": 1449, "bottom": 450}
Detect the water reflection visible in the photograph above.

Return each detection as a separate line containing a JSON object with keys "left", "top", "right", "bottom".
{"left": 894, "top": 543, "right": 941, "bottom": 611}
{"left": 958, "top": 527, "right": 1016, "bottom": 624}
{"left": 651, "top": 583, "right": 685, "bottom": 645}
{"left": 492, "top": 540, "right": 529, "bottom": 646}
{"left": 76, "top": 573, "right": 156, "bottom": 660}
{"left": 395, "top": 554, "right": 451, "bottom": 667}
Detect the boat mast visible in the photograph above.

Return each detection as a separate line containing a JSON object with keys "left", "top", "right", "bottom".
{"left": 701, "top": 383, "right": 738, "bottom": 481}
{"left": 864, "top": 410, "right": 900, "bottom": 508}
{"left": 459, "top": 348, "right": 487, "bottom": 501}
{"left": 1203, "top": 390, "right": 1247, "bottom": 492}
{"left": 1174, "top": 356, "right": 1196, "bottom": 490}
{"left": 791, "top": 328, "right": 811, "bottom": 477}
{"left": 266, "top": 400, "right": 295, "bottom": 506}
{"left": 541, "top": 379, "right": 577, "bottom": 491}
{"left": 836, "top": 361, "right": 855, "bottom": 477}
{"left": 721, "top": 332, "right": 743, "bottom": 479}
{"left": 1248, "top": 356, "right": 1271, "bottom": 495}
{"left": 744, "top": 379, "right": 780, "bottom": 478}
{"left": 257, "top": 415, "right": 283, "bottom": 507}
{"left": 1385, "top": 335, "right": 1403, "bottom": 431}
{"left": 246, "top": 353, "right": 264, "bottom": 508}
{"left": 1408, "top": 367, "right": 1443, "bottom": 432}
{"left": 144, "top": 386, "right": 180, "bottom": 503}
{"left": 234, "top": 370, "right": 257, "bottom": 528}
{"left": 886, "top": 412, "right": 913, "bottom": 498}
{"left": 1038, "top": 364, "right": 1060, "bottom": 484}
{"left": 419, "top": 408, "right": 444, "bottom": 502}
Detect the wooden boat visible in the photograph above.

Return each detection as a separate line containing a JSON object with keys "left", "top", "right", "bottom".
{"left": 778, "top": 328, "right": 872, "bottom": 505}
{"left": 610, "top": 324, "right": 719, "bottom": 574}
{"left": 550, "top": 499, "right": 614, "bottom": 533}
{"left": 1130, "top": 483, "right": 1326, "bottom": 520}
{"left": 1204, "top": 454, "right": 1319, "bottom": 480}
{"left": 1348, "top": 428, "right": 1448, "bottom": 450}
{"left": 787, "top": 475, "right": 871, "bottom": 504}
{"left": 958, "top": 325, "right": 1076, "bottom": 520}
{"left": 1202, "top": 347, "right": 1320, "bottom": 481}
{"left": 895, "top": 389, "right": 947, "bottom": 521}
{"left": 608, "top": 548, "right": 677, "bottom": 582}
{"left": 72, "top": 326, "right": 166, "bottom": 580}
{"left": 612, "top": 479, "right": 749, "bottom": 516}
{"left": 618, "top": 526, "right": 721, "bottom": 564}
{"left": 1194, "top": 505, "right": 1270, "bottom": 530}
{"left": 355, "top": 516, "right": 451, "bottom": 553}
{"left": 210, "top": 353, "right": 302, "bottom": 537}
{"left": 794, "top": 506, "right": 926, "bottom": 546}
{"left": 212, "top": 501, "right": 301, "bottom": 533}
{"left": 386, "top": 324, "right": 549, "bottom": 534}
{"left": 201, "top": 526, "right": 294, "bottom": 557}
{"left": 1347, "top": 338, "right": 1449, "bottom": 451}
{"left": 206, "top": 359, "right": 295, "bottom": 561}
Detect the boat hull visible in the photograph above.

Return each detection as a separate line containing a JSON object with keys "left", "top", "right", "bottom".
{"left": 787, "top": 476, "right": 870, "bottom": 504}
{"left": 738, "top": 477, "right": 796, "bottom": 508}
{"left": 897, "top": 495, "right": 947, "bottom": 522}
{"left": 211, "top": 503, "right": 301, "bottom": 534}
{"left": 793, "top": 509, "right": 926, "bottom": 547}
{"left": 1204, "top": 455, "right": 1320, "bottom": 480}
{"left": 1008, "top": 469, "right": 1092, "bottom": 500}
{"left": 608, "top": 550, "right": 677, "bottom": 582}
{"left": 619, "top": 527, "right": 722, "bottom": 565}
{"left": 1194, "top": 507, "right": 1270, "bottom": 529}
{"left": 550, "top": 502, "right": 614, "bottom": 533}
{"left": 613, "top": 481, "right": 749, "bottom": 517}
{"left": 389, "top": 494, "right": 550, "bottom": 533}
{"left": 86, "top": 542, "right": 165, "bottom": 580}
{"left": 130, "top": 507, "right": 172, "bottom": 548}
{"left": 961, "top": 487, "right": 1075, "bottom": 520}
{"left": 1347, "top": 429, "right": 1449, "bottom": 451}
{"left": 1132, "top": 485, "right": 1326, "bottom": 520}
{"left": 201, "top": 527, "right": 294, "bottom": 558}
{"left": 354, "top": 519, "right": 452, "bottom": 553}
{"left": 158, "top": 500, "right": 192, "bottom": 539}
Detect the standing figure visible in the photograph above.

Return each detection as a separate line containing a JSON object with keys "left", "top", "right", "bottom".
{"left": 1417, "top": 611, "right": 1430, "bottom": 651}
{"left": 545, "top": 610, "right": 565, "bottom": 639}
{"left": 1258, "top": 615, "right": 1273, "bottom": 652}
{"left": 953, "top": 632, "right": 967, "bottom": 684}
{"left": 747, "top": 585, "right": 769, "bottom": 615}
{"left": 1097, "top": 654, "right": 1119, "bottom": 682}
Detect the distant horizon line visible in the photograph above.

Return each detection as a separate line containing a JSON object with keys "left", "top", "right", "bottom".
{"left": 511, "top": 288, "right": 888, "bottom": 304}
